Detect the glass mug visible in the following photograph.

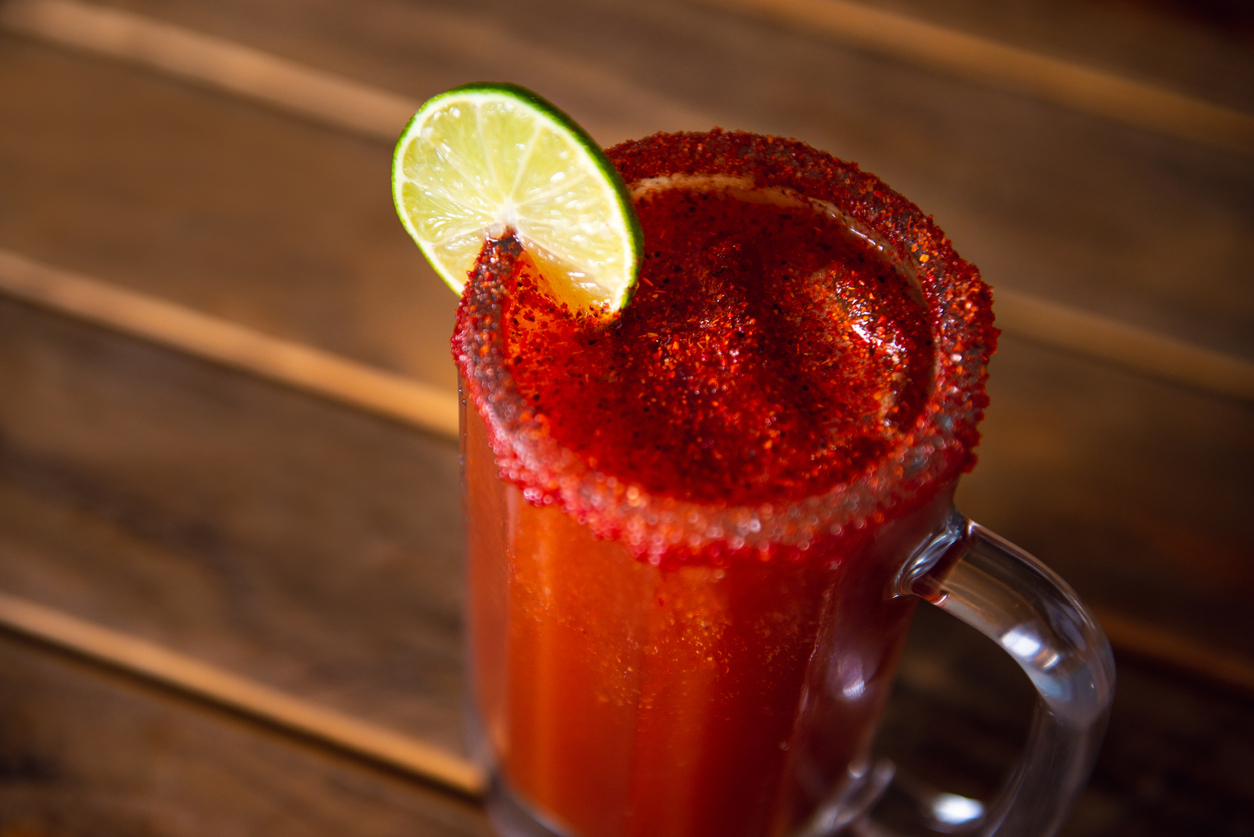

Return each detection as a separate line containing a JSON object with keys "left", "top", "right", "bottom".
{"left": 454, "top": 130, "right": 1115, "bottom": 837}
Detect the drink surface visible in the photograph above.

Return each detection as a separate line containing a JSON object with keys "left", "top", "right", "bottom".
{"left": 504, "top": 182, "right": 933, "bottom": 505}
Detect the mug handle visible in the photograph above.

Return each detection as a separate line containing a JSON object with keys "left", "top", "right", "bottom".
{"left": 885, "top": 508, "right": 1116, "bottom": 836}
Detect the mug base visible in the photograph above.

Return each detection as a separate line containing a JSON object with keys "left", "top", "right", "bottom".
{"left": 480, "top": 766, "right": 893, "bottom": 837}
{"left": 484, "top": 773, "right": 575, "bottom": 837}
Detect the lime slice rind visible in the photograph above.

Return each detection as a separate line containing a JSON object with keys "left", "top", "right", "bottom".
{"left": 392, "top": 82, "right": 642, "bottom": 312}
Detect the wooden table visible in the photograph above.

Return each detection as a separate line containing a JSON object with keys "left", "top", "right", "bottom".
{"left": 0, "top": 0, "right": 1251, "bottom": 833}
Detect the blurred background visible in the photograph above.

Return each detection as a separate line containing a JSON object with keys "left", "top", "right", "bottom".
{"left": 0, "top": 0, "right": 1251, "bottom": 834}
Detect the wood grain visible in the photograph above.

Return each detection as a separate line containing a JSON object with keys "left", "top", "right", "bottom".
{"left": 0, "top": 631, "right": 492, "bottom": 836}
{"left": 1097, "top": 607, "right": 1254, "bottom": 696}
{"left": 0, "top": 294, "right": 470, "bottom": 757}
{"left": 9, "top": 0, "right": 1253, "bottom": 154}
{"left": 0, "top": 591, "right": 484, "bottom": 797}
{"left": 0, "top": 249, "right": 460, "bottom": 438}
{"left": 0, "top": 0, "right": 419, "bottom": 140}
{"left": 995, "top": 289, "right": 1254, "bottom": 402}
{"left": 690, "top": 0, "right": 1254, "bottom": 154}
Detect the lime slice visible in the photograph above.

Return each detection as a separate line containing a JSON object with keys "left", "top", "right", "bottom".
{"left": 392, "top": 82, "right": 642, "bottom": 312}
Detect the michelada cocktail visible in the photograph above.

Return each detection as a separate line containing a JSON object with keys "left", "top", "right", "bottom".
{"left": 393, "top": 87, "right": 1114, "bottom": 837}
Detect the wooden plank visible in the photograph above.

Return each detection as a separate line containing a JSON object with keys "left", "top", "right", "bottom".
{"left": 8, "top": 0, "right": 1252, "bottom": 154}
{"left": 0, "top": 590, "right": 485, "bottom": 798}
{"left": 0, "top": 594, "right": 480, "bottom": 797}
{"left": 0, "top": 294, "right": 472, "bottom": 757}
{"left": 0, "top": 0, "right": 708, "bottom": 146}
{"left": 0, "top": 0, "right": 419, "bottom": 140}
{"left": 1097, "top": 608, "right": 1254, "bottom": 696}
{"left": 0, "top": 249, "right": 460, "bottom": 439}
{"left": 0, "top": 631, "right": 492, "bottom": 835}
{"left": 994, "top": 289, "right": 1254, "bottom": 402}
{"left": 690, "top": 0, "right": 1254, "bottom": 154}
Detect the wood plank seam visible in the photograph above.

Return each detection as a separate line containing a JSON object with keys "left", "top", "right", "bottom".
{"left": 2, "top": 0, "right": 1252, "bottom": 155}
{"left": 0, "top": 0, "right": 419, "bottom": 141}
{"left": 1096, "top": 608, "right": 1254, "bottom": 698}
{"left": 0, "top": 250, "right": 461, "bottom": 439}
{"left": 3, "top": 249, "right": 1251, "bottom": 411}
{"left": 992, "top": 290, "right": 1254, "bottom": 402}
{"left": 688, "top": 0, "right": 1254, "bottom": 155}
{"left": 0, "top": 591, "right": 486, "bottom": 797}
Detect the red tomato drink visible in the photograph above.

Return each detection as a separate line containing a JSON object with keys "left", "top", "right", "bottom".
{"left": 455, "top": 131, "right": 996, "bottom": 837}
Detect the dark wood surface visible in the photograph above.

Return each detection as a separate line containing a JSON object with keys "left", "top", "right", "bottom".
{"left": 0, "top": 629, "right": 490, "bottom": 836}
{"left": 1, "top": 0, "right": 1252, "bottom": 834}
{"left": 0, "top": 297, "right": 468, "bottom": 756}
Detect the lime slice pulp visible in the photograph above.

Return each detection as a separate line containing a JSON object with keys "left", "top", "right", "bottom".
{"left": 392, "top": 82, "right": 642, "bottom": 313}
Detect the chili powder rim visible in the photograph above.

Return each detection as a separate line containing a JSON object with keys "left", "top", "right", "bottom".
{"left": 454, "top": 129, "right": 998, "bottom": 567}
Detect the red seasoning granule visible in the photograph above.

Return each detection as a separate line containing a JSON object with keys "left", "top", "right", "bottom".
{"left": 504, "top": 186, "right": 933, "bottom": 506}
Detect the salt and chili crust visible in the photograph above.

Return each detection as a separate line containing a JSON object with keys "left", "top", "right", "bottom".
{"left": 454, "top": 129, "right": 998, "bottom": 568}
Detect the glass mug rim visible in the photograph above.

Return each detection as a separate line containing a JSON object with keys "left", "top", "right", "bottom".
{"left": 453, "top": 128, "right": 998, "bottom": 565}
